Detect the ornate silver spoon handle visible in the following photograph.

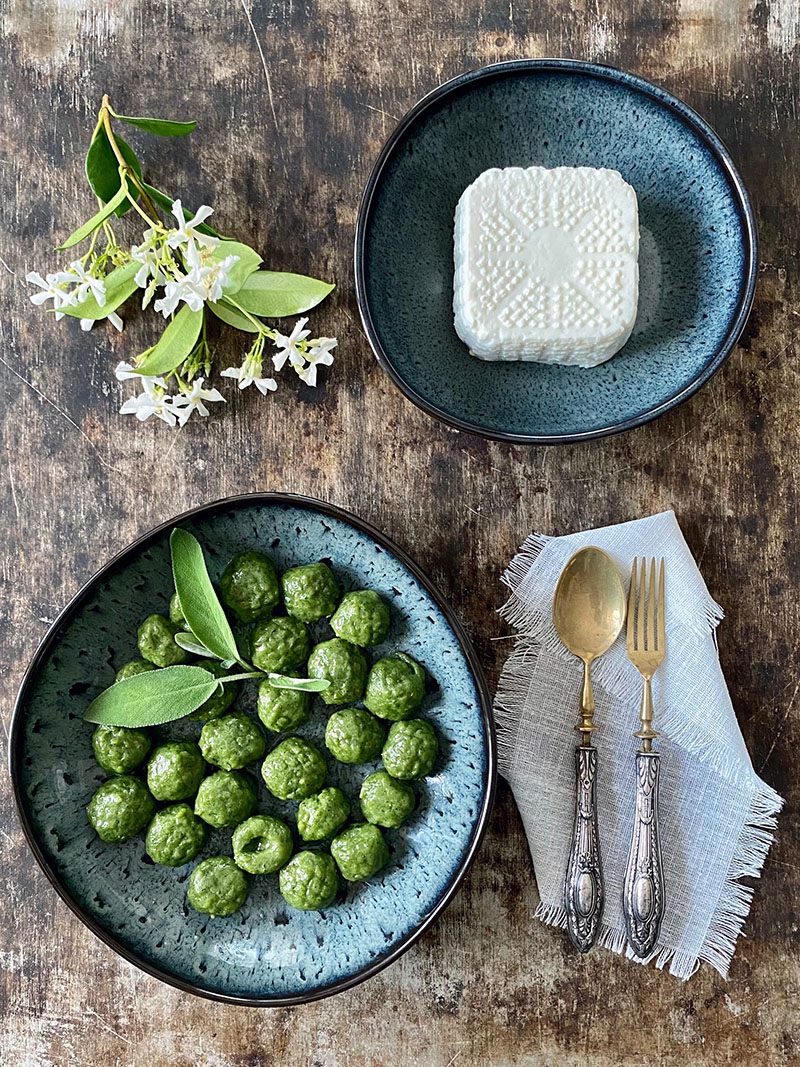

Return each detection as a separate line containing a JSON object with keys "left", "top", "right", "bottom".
{"left": 565, "top": 745, "right": 604, "bottom": 952}
{"left": 623, "top": 751, "right": 665, "bottom": 957}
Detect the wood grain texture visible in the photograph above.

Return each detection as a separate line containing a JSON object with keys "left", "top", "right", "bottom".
{"left": 0, "top": 0, "right": 797, "bottom": 1064}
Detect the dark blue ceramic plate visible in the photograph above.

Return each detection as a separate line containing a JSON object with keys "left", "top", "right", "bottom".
{"left": 355, "top": 60, "right": 757, "bottom": 443}
{"left": 10, "top": 495, "right": 494, "bottom": 1005}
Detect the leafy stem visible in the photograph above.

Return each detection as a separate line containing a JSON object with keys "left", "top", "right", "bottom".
{"left": 100, "top": 95, "right": 160, "bottom": 222}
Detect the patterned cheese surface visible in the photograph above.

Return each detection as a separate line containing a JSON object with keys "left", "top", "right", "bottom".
{"left": 453, "top": 166, "right": 639, "bottom": 367}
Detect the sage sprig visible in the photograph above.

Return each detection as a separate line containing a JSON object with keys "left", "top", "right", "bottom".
{"left": 26, "top": 95, "right": 337, "bottom": 427}
{"left": 83, "top": 529, "right": 329, "bottom": 728}
{"left": 170, "top": 528, "right": 244, "bottom": 667}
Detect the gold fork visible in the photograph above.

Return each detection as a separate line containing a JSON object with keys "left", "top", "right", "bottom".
{"left": 623, "top": 557, "right": 666, "bottom": 958}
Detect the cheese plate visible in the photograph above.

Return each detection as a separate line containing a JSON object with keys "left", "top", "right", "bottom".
{"left": 355, "top": 59, "right": 757, "bottom": 444}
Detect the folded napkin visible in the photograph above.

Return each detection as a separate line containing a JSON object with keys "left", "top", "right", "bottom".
{"left": 495, "top": 511, "right": 783, "bottom": 980}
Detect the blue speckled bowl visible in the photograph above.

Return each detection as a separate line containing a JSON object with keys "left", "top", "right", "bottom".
{"left": 355, "top": 59, "right": 757, "bottom": 443}
{"left": 10, "top": 495, "right": 495, "bottom": 1005}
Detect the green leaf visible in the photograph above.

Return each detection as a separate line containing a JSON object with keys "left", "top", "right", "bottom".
{"left": 174, "top": 632, "right": 216, "bottom": 657}
{"left": 214, "top": 241, "right": 262, "bottom": 295}
{"left": 83, "top": 665, "right": 221, "bottom": 727}
{"left": 116, "top": 114, "right": 197, "bottom": 137}
{"left": 268, "top": 673, "right": 331, "bottom": 693}
{"left": 85, "top": 128, "right": 142, "bottom": 216}
{"left": 170, "top": 528, "right": 241, "bottom": 664}
{"left": 208, "top": 298, "right": 263, "bottom": 333}
{"left": 60, "top": 260, "right": 140, "bottom": 320}
{"left": 135, "top": 306, "right": 204, "bottom": 376}
{"left": 141, "top": 184, "right": 221, "bottom": 238}
{"left": 237, "top": 271, "right": 335, "bottom": 318}
{"left": 58, "top": 181, "right": 130, "bottom": 250}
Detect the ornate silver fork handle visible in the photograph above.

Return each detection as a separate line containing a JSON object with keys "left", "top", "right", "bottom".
{"left": 565, "top": 745, "right": 604, "bottom": 952}
{"left": 623, "top": 750, "right": 665, "bottom": 957}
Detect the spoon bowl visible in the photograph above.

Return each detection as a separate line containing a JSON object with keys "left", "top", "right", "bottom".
{"left": 553, "top": 547, "right": 627, "bottom": 662}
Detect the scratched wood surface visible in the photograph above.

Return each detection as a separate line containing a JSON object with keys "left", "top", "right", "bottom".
{"left": 1, "top": 1, "right": 798, "bottom": 1064}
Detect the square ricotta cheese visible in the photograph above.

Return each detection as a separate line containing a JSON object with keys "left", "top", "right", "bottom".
{"left": 453, "top": 166, "right": 639, "bottom": 367}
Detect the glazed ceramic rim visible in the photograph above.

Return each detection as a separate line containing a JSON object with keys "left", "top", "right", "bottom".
{"left": 9, "top": 492, "right": 496, "bottom": 1007}
{"left": 354, "top": 58, "right": 758, "bottom": 445}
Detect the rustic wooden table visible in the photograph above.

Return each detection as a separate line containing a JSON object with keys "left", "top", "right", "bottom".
{"left": 1, "top": 1, "right": 797, "bottom": 1064}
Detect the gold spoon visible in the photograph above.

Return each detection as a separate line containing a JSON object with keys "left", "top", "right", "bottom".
{"left": 553, "top": 546, "right": 626, "bottom": 952}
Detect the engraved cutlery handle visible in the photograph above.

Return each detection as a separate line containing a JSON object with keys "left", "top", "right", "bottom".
{"left": 565, "top": 745, "right": 604, "bottom": 952}
{"left": 623, "top": 751, "right": 665, "bottom": 957}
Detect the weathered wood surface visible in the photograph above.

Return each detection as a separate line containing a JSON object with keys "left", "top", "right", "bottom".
{"left": 0, "top": 1, "right": 798, "bottom": 1064}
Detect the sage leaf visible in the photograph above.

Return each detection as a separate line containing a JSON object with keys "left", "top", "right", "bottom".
{"left": 116, "top": 115, "right": 197, "bottom": 137}
{"left": 170, "top": 528, "right": 241, "bottom": 665}
{"left": 85, "top": 128, "right": 142, "bottom": 216}
{"left": 214, "top": 241, "right": 262, "bottom": 296}
{"left": 237, "top": 271, "right": 335, "bottom": 318}
{"left": 208, "top": 298, "right": 262, "bottom": 333}
{"left": 60, "top": 260, "right": 140, "bottom": 320}
{"left": 142, "top": 184, "right": 221, "bottom": 238}
{"left": 58, "top": 181, "right": 130, "bottom": 250}
{"left": 134, "top": 306, "right": 204, "bottom": 375}
{"left": 83, "top": 665, "right": 221, "bottom": 727}
{"left": 268, "top": 673, "right": 331, "bottom": 693}
{"left": 174, "top": 632, "right": 216, "bottom": 657}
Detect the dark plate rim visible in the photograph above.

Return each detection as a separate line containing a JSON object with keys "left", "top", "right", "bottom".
{"left": 354, "top": 57, "right": 759, "bottom": 445}
{"left": 9, "top": 492, "right": 497, "bottom": 1007}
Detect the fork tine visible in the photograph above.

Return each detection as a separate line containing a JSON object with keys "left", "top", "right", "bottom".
{"left": 657, "top": 557, "right": 666, "bottom": 653}
{"left": 627, "top": 557, "right": 638, "bottom": 652}
{"left": 636, "top": 557, "right": 646, "bottom": 653}
{"left": 647, "top": 558, "right": 656, "bottom": 651}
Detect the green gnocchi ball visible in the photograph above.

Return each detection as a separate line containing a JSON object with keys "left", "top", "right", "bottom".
{"left": 324, "top": 707, "right": 385, "bottom": 764}
{"left": 331, "top": 823, "right": 390, "bottom": 882}
{"left": 307, "top": 638, "right": 367, "bottom": 705}
{"left": 232, "top": 815, "right": 293, "bottom": 875}
{"left": 220, "top": 550, "right": 280, "bottom": 623}
{"left": 279, "top": 850, "right": 339, "bottom": 911}
{"left": 187, "top": 856, "right": 248, "bottom": 917}
{"left": 360, "top": 770, "right": 416, "bottom": 828}
{"left": 92, "top": 724, "right": 151, "bottom": 775}
{"left": 297, "top": 787, "right": 350, "bottom": 841}
{"left": 199, "top": 712, "right": 266, "bottom": 770}
{"left": 87, "top": 776, "right": 156, "bottom": 843}
{"left": 145, "top": 803, "right": 206, "bottom": 867}
{"left": 257, "top": 679, "right": 311, "bottom": 733}
{"left": 281, "top": 562, "right": 340, "bottom": 623}
{"left": 194, "top": 770, "right": 257, "bottom": 828}
{"left": 382, "top": 719, "right": 438, "bottom": 780}
{"left": 260, "top": 737, "right": 326, "bottom": 801}
{"left": 169, "top": 591, "right": 186, "bottom": 627}
{"left": 115, "top": 659, "right": 157, "bottom": 683}
{"left": 364, "top": 652, "right": 426, "bottom": 720}
{"left": 137, "top": 613, "right": 188, "bottom": 668}
{"left": 250, "top": 616, "right": 310, "bottom": 674}
{"left": 330, "top": 590, "right": 390, "bottom": 647}
{"left": 188, "top": 659, "right": 240, "bottom": 722}
{"left": 147, "top": 742, "right": 205, "bottom": 802}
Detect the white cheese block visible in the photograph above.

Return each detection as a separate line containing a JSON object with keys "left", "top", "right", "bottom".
{"left": 453, "top": 166, "right": 639, "bottom": 367}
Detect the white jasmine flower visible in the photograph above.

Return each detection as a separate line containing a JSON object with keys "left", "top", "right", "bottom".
{"left": 68, "top": 260, "right": 106, "bottom": 306}
{"left": 153, "top": 278, "right": 185, "bottom": 318}
{"left": 166, "top": 199, "right": 220, "bottom": 267}
{"left": 131, "top": 229, "right": 165, "bottom": 290}
{"left": 296, "top": 337, "right": 337, "bottom": 387}
{"left": 114, "top": 361, "right": 166, "bottom": 389}
{"left": 119, "top": 385, "right": 178, "bottom": 427}
{"left": 80, "top": 312, "right": 123, "bottom": 332}
{"left": 172, "top": 378, "right": 226, "bottom": 425}
{"left": 272, "top": 318, "right": 310, "bottom": 371}
{"left": 26, "top": 271, "right": 78, "bottom": 319}
{"left": 221, "top": 353, "right": 278, "bottom": 395}
{"left": 206, "top": 254, "right": 239, "bottom": 302}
